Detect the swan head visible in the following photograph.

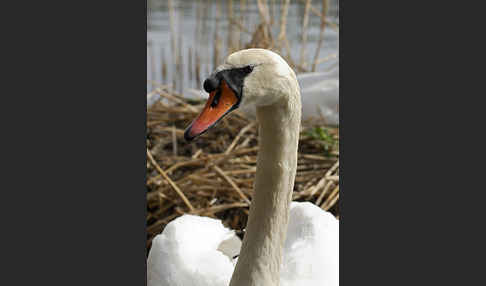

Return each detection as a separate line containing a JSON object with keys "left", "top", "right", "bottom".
{"left": 184, "top": 48, "right": 299, "bottom": 141}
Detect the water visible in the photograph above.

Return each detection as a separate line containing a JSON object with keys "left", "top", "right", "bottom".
{"left": 147, "top": 0, "right": 339, "bottom": 93}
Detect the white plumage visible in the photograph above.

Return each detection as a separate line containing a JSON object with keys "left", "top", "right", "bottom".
{"left": 147, "top": 202, "right": 339, "bottom": 286}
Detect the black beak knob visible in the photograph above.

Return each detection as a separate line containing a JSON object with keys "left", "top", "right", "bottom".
{"left": 203, "top": 76, "right": 219, "bottom": 93}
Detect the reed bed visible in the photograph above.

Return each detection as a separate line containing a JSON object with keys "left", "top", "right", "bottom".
{"left": 146, "top": 86, "right": 339, "bottom": 251}
{"left": 152, "top": 0, "right": 338, "bottom": 90}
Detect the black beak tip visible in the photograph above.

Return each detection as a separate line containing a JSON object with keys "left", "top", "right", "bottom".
{"left": 184, "top": 128, "right": 195, "bottom": 142}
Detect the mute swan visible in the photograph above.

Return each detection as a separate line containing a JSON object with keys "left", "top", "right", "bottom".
{"left": 147, "top": 49, "right": 339, "bottom": 286}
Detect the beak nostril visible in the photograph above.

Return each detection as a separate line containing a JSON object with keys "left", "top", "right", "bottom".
{"left": 203, "top": 77, "right": 219, "bottom": 93}
{"left": 210, "top": 89, "right": 222, "bottom": 108}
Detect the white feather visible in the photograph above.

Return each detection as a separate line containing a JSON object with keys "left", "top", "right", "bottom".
{"left": 147, "top": 202, "right": 339, "bottom": 286}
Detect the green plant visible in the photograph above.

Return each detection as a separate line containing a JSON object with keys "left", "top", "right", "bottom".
{"left": 305, "top": 126, "right": 337, "bottom": 156}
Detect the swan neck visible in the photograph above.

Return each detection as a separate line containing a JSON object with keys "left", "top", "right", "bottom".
{"left": 230, "top": 98, "right": 301, "bottom": 286}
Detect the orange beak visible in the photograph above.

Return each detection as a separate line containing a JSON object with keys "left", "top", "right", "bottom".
{"left": 184, "top": 80, "right": 239, "bottom": 141}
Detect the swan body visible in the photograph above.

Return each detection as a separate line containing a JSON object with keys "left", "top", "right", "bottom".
{"left": 148, "top": 49, "right": 339, "bottom": 286}
{"left": 147, "top": 202, "right": 339, "bottom": 286}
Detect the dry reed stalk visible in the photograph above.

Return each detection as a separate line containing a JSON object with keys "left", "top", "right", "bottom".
{"left": 269, "top": 0, "right": 276, "bottom": 26}
{"left": 155, "top": 88, "right": 199, "bottom": 112}
{"left": 256, "top": 0, "right": 270, "bottom": 26}
{"left": 300, "top": 153, "right": 334, "bottom": 161}
{"left": 314, "top": 53, "right": 338, "bottom": 65}
{"left": 326, "top": 175, "right": 339, "bottom": 182}
{"left": 253, "top": 0, "right": 273, "bottom": 48}
{"left": 167, "top": 0, "right": 177, "bottom": 89}
{"left": 147, "top": 81, "right": 170, "bottom": 90}
{"left": 300, "top": 0, "right": 312, "bottom": 69}
{"left": 312, "top": 0, "right": 328, "bottom": 71}
{"left": 306, "top": 176, "right": 328, "bottom": 197}
{"left": 147, "top": 149, "right": 194, "bottom": 212}
{"left": 239, "top": 0, "right": 248, "bottom": 48}
{"left": 188, "top": 174, "right": 223, "bottom": 185}
{"left": 315, "top": 180, "right": 334, "bottom": 205}
{"left": 148, "top": 40, "right": 156, "bottom": 88}
{"left": 224, "top": 121, "right": 256, "bottom": 154}
{"left": 167, "top": 0, "right": 176, "bottom": 54}
{"left": 192, "top": 149, "right": 203, "bottom": 159}
{"left": 165, "top": 158, "right": 208, "bottom": 175}
{"left": 222, "top": 168, "right": 257, "bottom": 175}
{"left": 227, "top": 0, "right": 236, "bottom": 54}
{"left": 321, "top": 185, "right": 339, "bottom": 210}
{"left": 276, "top": 0, "right": 290, "bottom": 48}
{"left": 213, "top": 0, "right": 222, "bottom": 71}
{"left": 236, "top": 135, "right": 253, "bottom": 149}
{"left": 326, "top": 161, "right": 340, "bottom": 176}
{"left": 201, "top": 0, "right": 210, "bottom": 77}
{"left": 194, "top": 0, "right": 201, "bottom": 58}
{"left": 229, "top": 18, "right": 252, "bottom": 34}
{"left": 212, "top": 165, "right": 251, "bottom": 204}
{"left": 195, "top": 50, "right": 201, "bottom": 87}
{"left": 172, "top": 125, "right": 177, "bottom": 156}
{"left": 193, "top": 1, "right": 202, "bottom": 88}
{"left": 161, "top": 47, "right": 167, "bottom": 84}
{"left": 177, "top": 34, "right": 183, "bottom": 94}
{"left": 296, "top": 0, "right": 338, "bottom": 31}
{"left": 188, "top": 47, "right": 193, "bottom": 82}
{"left": 195, "top": 202, "right": 249, "bottom": 216}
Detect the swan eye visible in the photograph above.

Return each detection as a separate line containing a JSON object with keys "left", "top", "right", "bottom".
{"left": 244, "top": 65, "right": 254, "bottom": 73}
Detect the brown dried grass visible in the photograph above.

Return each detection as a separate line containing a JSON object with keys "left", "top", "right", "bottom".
{"left": 146, "top": 87, "right": 339, "bottom": 251}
